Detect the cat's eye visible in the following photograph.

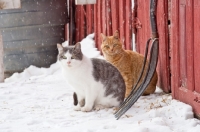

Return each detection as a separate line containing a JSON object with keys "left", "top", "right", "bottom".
{"left": 71, "top": 56, "right": 75, "bottom": 59}
{"left": 113, "top": 44, "right": 118, "bottom": 47}
{"left": 62, "top": 56, "right": 67, "bottom": 59}
{"left": 105, "top": 45, "right": 109, "bottom": 48}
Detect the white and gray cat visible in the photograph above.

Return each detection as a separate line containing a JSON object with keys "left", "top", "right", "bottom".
{"left": 57, "top": 42, "right": 125, "bottom": 112}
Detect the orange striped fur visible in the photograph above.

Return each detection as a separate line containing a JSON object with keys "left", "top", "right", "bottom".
{"left": 101, "top": 30, "right": 158, "bottom": 97}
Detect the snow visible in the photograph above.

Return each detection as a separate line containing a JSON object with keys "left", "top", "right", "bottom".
{"left": 0, "top": 34, "right": 200, "bottom": 132}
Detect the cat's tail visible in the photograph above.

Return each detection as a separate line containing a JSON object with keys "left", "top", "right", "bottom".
{"left": 86, "top": 33, "right": 95, "bottom": 39}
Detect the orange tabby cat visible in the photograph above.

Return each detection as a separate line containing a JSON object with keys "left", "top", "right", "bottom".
{"left": 101, "top": 30, "right": 158, "bottom": 97}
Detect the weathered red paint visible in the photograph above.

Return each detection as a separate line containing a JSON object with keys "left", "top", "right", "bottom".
{"left": 86, "top": 5, "right": 93, "bottom": 35}
{"left": 75, "top": 5, "right": 81, "bottom": 43}
{"left": 125, "top": 0, "right": 132, "bottom": 50}
{"left": 106, "top": 0, "right": 112, "bottom": 36}
{"left": 80, "top": 6, "right": 85, "bottom": 41}
{"left": 157, "top": 0, "right": 170, "bottom": 93}
{"left": 73, "top": 0, "right": 133, "bottom": 51}
{"left": 94, "top": 3, "right": 97, "bottom": 47}
{"left": 68, "top": 0, "right": 76, "bottom": 45}
{"left": 171, "top": 0, "right": 200, "bottom": 118}
{"left": 64, "top": 1, "right": 69, "bottom": 41}
{"left": 119, "top": 0, "right": 125, "bottom": 47}
{"left": 135, "top": 0, "right": 170, "bottom": 93}
{"left": 186, "top": 0, "right": 194, "bottom": 92}
{"left": 102, "top": 0, "right": 106, "bottom": 35}
{"left": 97, "top": 0, "right": 102, "bottom": 50}
{"left": 110, "top": 0, "right": 119, "bottom": 33}
{"left": 65, "top": 24, "right": 69, "bottom": 41}
{"left": 194, "top": 0, "right": 200, "bottom": 93}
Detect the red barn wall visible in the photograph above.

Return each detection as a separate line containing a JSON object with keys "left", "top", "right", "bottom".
{"left": 134, "top": 0, "right": 170, "bottom": 93}
{"left": 73, "top": 0, "right": 133, "bottom": 51}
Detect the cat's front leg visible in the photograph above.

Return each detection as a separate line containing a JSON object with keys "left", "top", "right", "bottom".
{"left": 81, "top": 90, "right": 95, "bottom": 112}
{"left": 81, "top": 103, "right": 93, "bottom": 112}
{"left": 74, "top": 104, "right": 81, "bottom": 111}
{"left": 74, "top": 100, "right": 85, "bottom": 111}
{"left": 123, "top": 75, "right": 133, "bottom": 98}
{"left": 73, "top": 92, "right": 84, "bottom": 111}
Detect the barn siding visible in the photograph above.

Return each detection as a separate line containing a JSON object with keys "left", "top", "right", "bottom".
{"left": 135, "top": 0, "right": 170, "bottom": 93}
{"left": 0, "top": 0, "right": 68, "bottom": 77}
{"left": 171, "top": 0, "right": 200, "bottom": 118}
{"left": 73, "top": 0, "right": 133, "bottom": 51}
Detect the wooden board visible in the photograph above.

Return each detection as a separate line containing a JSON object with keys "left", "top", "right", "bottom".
{"left": 135, "top": 0, "right": 170, "bottom": 93}
{"left": 171, "top": 0, "right": 200, "bottom": 118}
{"left": 74, "top": 0, "right": 132, "bottom": 51}
{"left": 0, "top": 0, "right": 68, "bottom": 77}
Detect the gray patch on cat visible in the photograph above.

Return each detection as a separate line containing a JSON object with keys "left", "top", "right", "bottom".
{"left": 91, "top": 58, "right": 125, "bottom": 104}
{"left": 57, "top": 45, "right": 83, "bottom": 61}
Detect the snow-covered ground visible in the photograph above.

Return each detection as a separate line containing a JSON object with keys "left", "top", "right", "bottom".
{"left": 0, "top": 34, "right": 200, "bottom": 132}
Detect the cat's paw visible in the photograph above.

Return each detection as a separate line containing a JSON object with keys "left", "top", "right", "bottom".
{"left": 94, "top": 104, "right": 106, "bottom": 111}
{"left": 81, "top": 106, "right": 92, "bottom": 112}
{"left": 74, "top": 105, "right": 81, "bottom": 111}
{"left": 79, "top": 99, "right": 85, "bottom": 107}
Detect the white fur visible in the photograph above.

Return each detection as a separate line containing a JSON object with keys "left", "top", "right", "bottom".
{"left": 58, "top": 52, "right": 120, "bottom": 112}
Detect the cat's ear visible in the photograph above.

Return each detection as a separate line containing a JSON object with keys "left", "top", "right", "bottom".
{"left": 57, "top": 43, "right": 64, "bottom": 54}
{"left": 114, "top": 30, "right": 119, "bottom": 39}
{"left": 74, "top": 42, "right": 81, "bottom": 51}
{"left": 100, "top": 33, "right": 107, "bottom": 42}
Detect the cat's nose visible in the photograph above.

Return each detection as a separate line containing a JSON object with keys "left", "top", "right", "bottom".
{"left": 67, "top": 61, "right": 71, "bottom": 65}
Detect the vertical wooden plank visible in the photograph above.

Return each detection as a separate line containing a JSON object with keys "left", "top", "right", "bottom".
{"left": 156, "top": 0, "right": 170, "bottom": 93}
{"left": 110, "top": 0, "right": 119, "bottom": 33}
{"left": 136, "top": 0, "right": 141, "bottom": 52}
{"left": 106, "top": 0, "right": 112, "bottom": 36}
{"left": 137, "top": 0, "right": 147, "bottom": 54}
{"left": 171, "top": 0, "right": 180, "bottom": 98}
{"left": 0, "top": 33, "right": 4, "bottom": 82}
{"left": 171, "top": 0, "right": 200, "bottom": 118}
{"left": 194, "top": 0, "right": 200, "bottom": 93}
{"left": 65, "top": 0, "right": 69, "bottom": 41}
{"left": 186, "top": 0, "right": 194, "bottom": 91}
{"left": 86, "top": 5, "right": 93, "bottom": 35}
{"left": 139, "top": 0, "right": 148, "bottom": 55}
{"left": 119, "top": 0, "right": 125, "bottom": 47}
{"left": 136, "top": 0, "right": 171, "bottom": 93}
{"left": 65, "top": 24, "right": 69, "bottom": 40}
{"left": 132, "top": 0, "right": 137, "bottom": 35}
{"left": 179, "top": 2, "right": 187, "bottom": 88}
{"left": 125, "top": 0, "right": 132, "bottom": 50}
{"left": 97, "top": 0, "right": 102, "bottom": 50}
{"left": 69, "top": 0, "right": 76, "bottom": 45}
{"left": 94, "top": 3, "right": 98, "bottom": 48}
{"left": 80, "top": 6, "right": 85, "bottom": 41}
{"left": 75, "top": 5, "right": 81, "bottom": 43}
{"left": 102, "top": 0, "right": 107, "bottom": 35}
